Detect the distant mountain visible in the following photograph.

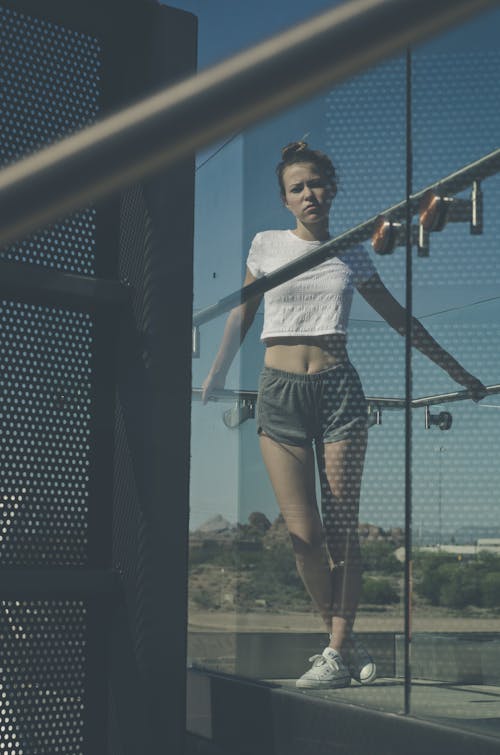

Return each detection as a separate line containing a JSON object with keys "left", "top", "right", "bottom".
{"left": 194, "top": 514, "right": 236, "bottom": 535}
{"left": 359, "top": 522, "right": 405, "bottom": 546}
{"left": 191, "top": 513, "right": 405, "bottom": 547}
{"left": 248, "top": 511, "right": 272, "bottom": 533}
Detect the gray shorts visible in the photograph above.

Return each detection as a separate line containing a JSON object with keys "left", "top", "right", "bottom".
{"left": 256, "top": 361, "right": 368, "bottom": 447}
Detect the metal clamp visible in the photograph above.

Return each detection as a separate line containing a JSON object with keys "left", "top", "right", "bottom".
{"left": 371, "top": 216, "right": 429, "bottom": 257}
{"left": 419, "top": 180, "right": 483, "bottom": 236}
{"left": 367, "top": 402, "right": 383, "bottom": 428}
{"left": 425, "top": 406, "right": 453, "bottom": 431}
{"left": 192, "top": 325, "right": 200, "bottom": 358}
{"left": 222, "top": 399, "right": 256, "bottom": 429}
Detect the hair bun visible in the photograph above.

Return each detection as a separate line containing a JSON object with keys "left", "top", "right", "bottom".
{"left": 281, "top": 141, "right": 308, "bottom": 160}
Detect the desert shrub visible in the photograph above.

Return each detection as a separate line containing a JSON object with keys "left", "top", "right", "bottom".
{"left": 191, "top": 588, "right": 218, "bottom": 609}
{"left": 361, "top": 577, "right": 399, "bottom": 605}
{"left": 437, "top": 563, "right": 480, "bottom": 608}
{"left": 415, "top": 552, "right": 456, "bottom": 605}
{"left": 477, "top": 551, "right": 500, "bottom": 564}
{"left": 234, "top": 542, "right": 309, "bottom": 609}
{"left": 361, "top": 541, "right": 402, "bottom": 574}
{"left": 261, "top": 542, "right": 298, "bottom": 581}
{"left": 480, "top": 572, "right": 500, "bottom": 608}
{"left": 415, "top": 551, "right": 500, "bottom": 608}
{"left": 189, "top": 541, "right": 235, "bottom": 567}
{"left": 189, "top": 541, "right": 264, "bottom": 570}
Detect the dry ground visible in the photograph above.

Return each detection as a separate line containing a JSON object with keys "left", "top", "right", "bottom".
{"left": 189, "top": 606, "right": 500, "bottom": 633}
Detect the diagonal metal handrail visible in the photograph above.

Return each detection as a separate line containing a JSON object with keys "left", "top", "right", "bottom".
{"left": 193, "top": 146, "right": 500, "bottom": 328}
{"left": 0, "top": 0, "right": 498, "bottom": 248}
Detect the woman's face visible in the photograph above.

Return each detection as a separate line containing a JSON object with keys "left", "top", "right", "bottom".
{"left": 282, "top": 162, "right": 334, "bottom": 226}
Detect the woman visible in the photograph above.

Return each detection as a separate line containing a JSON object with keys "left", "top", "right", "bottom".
{"left": 201, "top": 142, "right": 486, "bottom": 689}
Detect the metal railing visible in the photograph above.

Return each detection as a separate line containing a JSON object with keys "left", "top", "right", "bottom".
{"left": 192, "top": 385, "right": 500, "bottom": 407}
{"left": 193, "top": 146, "right": 500, "bottom": 329}
{"left": 192, "top": 384, "right": 500, "bottom": 430}
{"left": 0, "top": 0, "right": 498, "bottom": 248}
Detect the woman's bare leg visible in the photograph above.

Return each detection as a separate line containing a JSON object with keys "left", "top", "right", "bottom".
{"left": 317, "top": 430, "right": 368, "bottom": 653}
{"left": 259, "top": 434, "right": 334, "bottom": 630}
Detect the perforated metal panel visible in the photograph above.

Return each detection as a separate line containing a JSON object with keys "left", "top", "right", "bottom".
{"left": 0, "top": 4, "right": 100, "bottom": 275}
{"left": 0, "top": 3, "right": 105, "bottom": 753}
{"left": 0, "top": 301, "right": 93, "bottom": 567}
{"left": 0, "top": 1, "right": 197, "bottom": 752}
{"left": 0, "top": 3, "right": 101, "bottom": 568}
{"left": 0, "top": 600, "right": 87, "bottom": 754}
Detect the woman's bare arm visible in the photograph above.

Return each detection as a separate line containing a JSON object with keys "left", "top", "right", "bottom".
{"left": 357, "top": 273, "right": 486, "bottom": 400}
{"left": 201, "top": 267, "right": 263, "bottom": 403}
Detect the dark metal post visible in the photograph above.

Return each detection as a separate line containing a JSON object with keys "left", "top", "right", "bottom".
{"left": 404, "top": 46, "right": 413, "bottom": 717}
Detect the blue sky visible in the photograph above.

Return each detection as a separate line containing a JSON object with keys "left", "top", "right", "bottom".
{"left": 163, "top": 2, "right": 500, "bottom": 539}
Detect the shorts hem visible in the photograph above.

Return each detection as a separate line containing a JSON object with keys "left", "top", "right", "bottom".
{"left": 257, "top": 426, "right": 313, "bottom": 448}
{"left": 321, "top": 419, "right": 368, "bottom": 444}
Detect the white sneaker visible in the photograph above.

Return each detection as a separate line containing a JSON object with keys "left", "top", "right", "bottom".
{"left": 296, "top": 647, "right": 351, "bottom": 689}
{"left": 345, "top": 634, "right": 377, "bottom": 685}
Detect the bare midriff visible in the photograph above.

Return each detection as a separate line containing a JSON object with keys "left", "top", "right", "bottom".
{"left": 263, "top": 334, "right": 348, "bottom": 374}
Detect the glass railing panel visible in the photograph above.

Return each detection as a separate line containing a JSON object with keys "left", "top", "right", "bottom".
{"left": 239, "top": 61, "right": 407, "bottom": 712}
{"left": 189, "top": 131, "right": 244, "bottom": 674}
{"left": 411, "top": 9, "right": 500, "bottom": 737}
{"left": 190, "top": 45, "right": 408, "bottom": 713}
{"left": 187, "top": 0, "right": 500, "bottom": 743}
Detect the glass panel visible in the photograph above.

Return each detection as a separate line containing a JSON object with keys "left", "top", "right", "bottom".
{"left": 190, "top": 50, "right": 408, "bottom": 715}
{"left": 190, "top": 133, "right": 244, "bottom": 675}
{"left": 187, "top": 1, "right": 500, "bottom": 747}
{"left": 411, "top": 8, "right": 500, "bottom": 737}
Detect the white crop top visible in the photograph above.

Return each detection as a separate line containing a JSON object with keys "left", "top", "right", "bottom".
{"left": 246, "top": 230, "right": 377, "bottom": 340}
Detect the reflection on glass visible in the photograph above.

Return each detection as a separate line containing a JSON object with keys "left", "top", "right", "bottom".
{"left": 189, "top": 10, "right": 500, "bottom": 740}
{"left": 190, "top": 111, "right": 407, "bottom": 699}
{"left": 411, "top": 13, "right": 500, "bottom": 738}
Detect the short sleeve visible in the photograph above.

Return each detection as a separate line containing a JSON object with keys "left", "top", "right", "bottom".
{"left": 246, "top": 233, "right": 265, "bottom": 279}
{"left": 347, "top": 244, "right": 378, "bottom": 286}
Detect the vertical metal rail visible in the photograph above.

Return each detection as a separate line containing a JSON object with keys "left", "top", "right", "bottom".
{"left": 404, "top": 47, "right": 413, "bottom": 716}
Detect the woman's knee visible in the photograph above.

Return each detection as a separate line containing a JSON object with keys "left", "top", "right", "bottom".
{"left": 289, "top": 529, "right": 325, "bottom": 556}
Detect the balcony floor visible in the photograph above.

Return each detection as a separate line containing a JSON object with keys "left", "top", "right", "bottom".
{"left": 275, "top": 677, "right": 500, "bottom": 740}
